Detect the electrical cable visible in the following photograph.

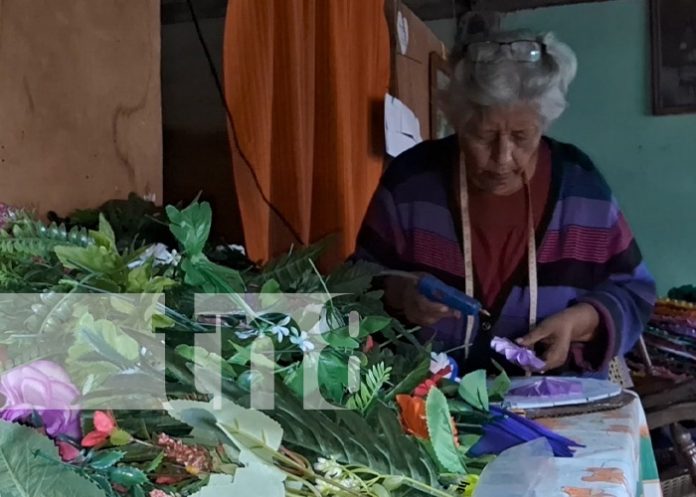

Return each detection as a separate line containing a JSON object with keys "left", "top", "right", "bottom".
{"left": 184, "top": 0, "right": 304, "bottom": 245}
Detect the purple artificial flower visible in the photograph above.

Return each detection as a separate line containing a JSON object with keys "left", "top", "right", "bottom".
{"left": 490, "top": 337, "right": 545, "bottom": 372}
{"left": 509, "top": 378, "right": 583, "bottom": 397}
{"left": 0, "top": 360, "right": 81, "bottom": 438}
{"left": 468, "top": 406, "right": 583, "bottom": 458}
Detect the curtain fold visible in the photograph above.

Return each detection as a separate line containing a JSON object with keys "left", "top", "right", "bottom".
{"left": 223, "top": 0, "right": 389, "bottom": 267}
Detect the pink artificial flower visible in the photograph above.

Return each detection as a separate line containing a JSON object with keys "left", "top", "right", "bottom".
{"left": 81, "top": 411, "right": 117, "bottom": 448}
{"left": 56, "top": 440, "right": 81, "bottom": 462}
{"left": 0, "top": 360, "right": 81, "bottom": 438}
{"left": 149, "top": 491, "right": 173, "bottom": 497}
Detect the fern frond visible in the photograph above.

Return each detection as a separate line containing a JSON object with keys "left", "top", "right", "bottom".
{"left": 346, "top": 362, "right": 392, "bottom": 415}
{"left": 0, "top": 219, "right": 92, "bottom": 260}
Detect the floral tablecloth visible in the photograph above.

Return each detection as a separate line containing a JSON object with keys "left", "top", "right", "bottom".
{"left": 532, "top": 391, "right": 662, "bottom": 497}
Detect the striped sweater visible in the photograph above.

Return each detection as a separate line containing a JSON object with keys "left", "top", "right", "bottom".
{"left": 353, "top": 135, "right": 656, "bottom": 377}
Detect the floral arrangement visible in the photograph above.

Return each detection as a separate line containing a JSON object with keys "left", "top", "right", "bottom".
{"left": 0, "top": 198, "right": 576, "bottom": 497}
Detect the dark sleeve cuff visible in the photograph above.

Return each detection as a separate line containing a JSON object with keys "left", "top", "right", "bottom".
{"left": 569, "top": 297, "right": 619, "bottom": 373}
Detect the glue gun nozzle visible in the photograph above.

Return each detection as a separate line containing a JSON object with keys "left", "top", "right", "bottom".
{"left": 480, "top": 309, "right": 491, "bottom": 317}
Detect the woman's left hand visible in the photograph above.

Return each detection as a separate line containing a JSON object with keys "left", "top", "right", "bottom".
{"left": 516, "top": 303, "right": 600, "bottom": 372}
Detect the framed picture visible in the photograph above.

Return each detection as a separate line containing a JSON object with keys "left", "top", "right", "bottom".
{"left": 650, "top": 0, "right": 696, "bottom": 115}
{"left": 429, "top": 52, "right": 456, "bottom": 140}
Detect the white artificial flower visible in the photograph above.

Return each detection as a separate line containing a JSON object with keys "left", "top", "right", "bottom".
{"left": 235, "top": 328, "right": 259, "bottom": 340}
{"left": 290, "top": 330, "right": 315, "bottom": 352}
{"left": 128, "top": 243, "right": 180, "bottom": 269}
{"left": 430, "top": 352, "right": 451, "bottom": 374}
{"left": 270, "top": 315, "right": 292, "bottom": 342}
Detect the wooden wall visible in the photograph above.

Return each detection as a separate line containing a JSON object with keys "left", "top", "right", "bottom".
{"left": 0, "top": 0, "right": 162, "bottom": 217}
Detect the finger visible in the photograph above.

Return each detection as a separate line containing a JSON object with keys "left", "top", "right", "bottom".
{"left": 416, "top": 296, "right": 457, "bottom": 317}
{"left": 541, "top": 336, "right": 571, "bottom": 372}
{"left": 516, "top": 325, "right": 553, "bottom": 348}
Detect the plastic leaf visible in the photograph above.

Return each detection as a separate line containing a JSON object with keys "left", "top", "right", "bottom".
{"left": 109, "top": 466, "right": 147, "bottom": 487}
{"left": 0, "top": 421, "right": 107, "bottom": 497}
{"left": 425, "top": 388, "right": 467, "bottom": 474}
{"left": 89, "top": 450, "right": 126, "bottom": 470}
{"left": 109, "top": 429, "right": 132, "bottom": 446}
{"left": 458, "top": 370, "right": 489, "bottom": 411}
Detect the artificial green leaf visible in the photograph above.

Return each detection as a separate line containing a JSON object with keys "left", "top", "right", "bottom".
{"left": 94, "top": 214, "right": 116, "bottom": 250}
{"left": 132, "top": 485, "right": 145, "bottom": 497}
{"left": 322, "top": 328, "right": 360, "bottom": 349}
{"left": 165, "top": 398, "right": 284, "bottom": 462}
{"left": 228, "top": 461, "right": 285, "bottom": 497}
{"left": 0, "top": 421, "right": 107, "bottom": 497}
{"left": 176, "top": 344, "right": 239, "bottom": 379}
{"left": 325, "top": 261, "right": 382, "bottom": 295}
{"left": 145, "top": 451, "right": 165, "bottom": 473}
{"left": 166, "top": 202, "right": 212, "bottom": 256}
{"left": 372, "top": 483, "right": 391, "bottom": 497}
{"left": 382, "top": 476, "right": 404, "bottom": 491}
{"left": 125, "top": 263, "right": 151, "bottom": 293}
{"left": 109, "top": 429, "right": 132, "bottom": 446}
{"left": 425, "top": 388, "right": 467, "bottom": 474}
{"left": 269, "top": 383, "right": 440, "bottom": 487}
{"left": 385, "top": 355, "right": 430, "bottom": 400}
{"left": 457, "top": 370, "right": 489, "bottom": 411}
{"left": 109, "top": 466, "right": 147, "bottom": 487}
{"left": 359, "top": 316, "right": 392, "bottom": 336}
{"left": 346, "top": 362, "right": 391, "bottom": 415}
{"left": 54, "top": 244, "right": 122, "bottom": 277}
{"left": 259, "top": 242, "right": 327, "bottom": 290}
{"left": 189, "top": 474, "right": 235, "bottom": 497}
{"left": 260, "top": 279, "right": 281, "bottom": 308}
{"left": 89, "top": 450, "right": 126, "bottom": 470}
{"left": 489, "top": 370, "right": 511, "bottom": 402}
{"left": 317, "top": 349, "right": 349, "bottom": 403}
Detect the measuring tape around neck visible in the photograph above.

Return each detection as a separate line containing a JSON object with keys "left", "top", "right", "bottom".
{"left": 458, "top": 154, "right": 539, "bottom": 360}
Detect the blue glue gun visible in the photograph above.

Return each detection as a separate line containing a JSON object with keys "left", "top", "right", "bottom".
{"left": 416, "top": 274, "right": 488, "bottom": 317}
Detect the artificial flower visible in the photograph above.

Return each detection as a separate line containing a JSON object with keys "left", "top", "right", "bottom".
{"left": 81, "top": 410, "right": 117, "bottom": 447}
{"left": 362, "top": 336, "right": 376, "bottom": 353}
{"left": 508, "top": 378, "right": 582, "bottom": 397}
{"left": 150, "top": 491, "right": 173, "bottom": 497}
{"left": 413, "top": 365, "right": 451, "bottom": 397}
{"left": 314, "top": 456, "right": 343, "bottom": 479}
{"left": 430, "top": 352, "right": 459, "bottom": 380}
{"left": 270, "top": 316, "right": 292, "bottom": 342}
{"left": 157, "top": 433, "right": 212, "bottom": 475}
{"left": 468, "top": 406, "right": 583, "bottom": 458}
{"left": 395, "top": 395, "right": 429, "bottom": 439}
{"left": 128, "top": 243, "right": 180, "bottom": 269}
{"left": 0, "top": 360, "right": 81, "bottom": 438}
{"left": 490, "top": 337, "right": 545, "bottom": 372}
{"left": 290, "top": 330, "right": 315, "bottom": 352}
{"left": 56, "top": 440, "right": 81, "bottom": 462}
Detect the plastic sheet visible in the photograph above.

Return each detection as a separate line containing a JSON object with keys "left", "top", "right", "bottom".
{"left": 473, "top": 438, "right": 557, "bottom": 497}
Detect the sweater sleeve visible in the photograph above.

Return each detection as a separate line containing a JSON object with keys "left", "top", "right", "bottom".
{"left": 351, "top": 182, "right": 407, "bottom": 269}
{"left": 571, "top": 206, "right": 657, "bottom": 373}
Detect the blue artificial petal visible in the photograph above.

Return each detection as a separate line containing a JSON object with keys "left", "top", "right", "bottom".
{"left": 468, "top": 407, "right": 583, "bottom": 458}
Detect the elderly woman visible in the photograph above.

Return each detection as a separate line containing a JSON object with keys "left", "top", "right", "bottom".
{"left": 354, "top": 31, "right": 656, "bottom": 377}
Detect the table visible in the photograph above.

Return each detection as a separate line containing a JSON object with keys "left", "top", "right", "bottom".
{"left": 475, "top": 392, "right": 663, "bottom": 497}
{"left": 537, "top": 392, "right": 661, "bottom": 497}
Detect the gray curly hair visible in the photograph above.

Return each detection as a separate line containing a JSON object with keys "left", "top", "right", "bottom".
{"left": 448, "top": 30, "right": 578, "bottom": 128}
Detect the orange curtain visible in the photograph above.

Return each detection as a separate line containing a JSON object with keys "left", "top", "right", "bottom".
{"left": 223, "top": 0, "right": 389, "bottom": 268}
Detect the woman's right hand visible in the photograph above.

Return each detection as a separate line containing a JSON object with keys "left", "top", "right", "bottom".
{"left": 383, "top": 273, "right": 461, "bottom": 327}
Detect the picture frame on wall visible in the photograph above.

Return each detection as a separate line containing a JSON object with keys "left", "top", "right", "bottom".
{"left": 650, "top": 0, "right": 696, "bottom": 115}
{"left": 429, "top": 52, "right": 456, "bottom": 140}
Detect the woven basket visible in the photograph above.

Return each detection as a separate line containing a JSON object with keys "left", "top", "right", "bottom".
{"left": 662, "top": 473, "right": 696, "bottom": 497}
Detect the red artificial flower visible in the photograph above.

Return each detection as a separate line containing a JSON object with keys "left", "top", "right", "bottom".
{"left": 56, "top": 440, "right": 81, "bottom": 462}
{"left": 362, "top": 336, "right": 376, "bottom": 353}
{"left": 81, "top": 411, "right": 117, "bottom": 448}
{"left": 413, "top": 365, "right": 451, "bottom": 397}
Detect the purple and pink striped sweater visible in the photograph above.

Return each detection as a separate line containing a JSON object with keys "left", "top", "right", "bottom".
{"left": 353, "top": 136, "right": 656, "bottom": 377}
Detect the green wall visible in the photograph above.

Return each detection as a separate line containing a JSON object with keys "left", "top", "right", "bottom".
{"left": 501, "top": 0, "right": 696, "bottom": 294}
